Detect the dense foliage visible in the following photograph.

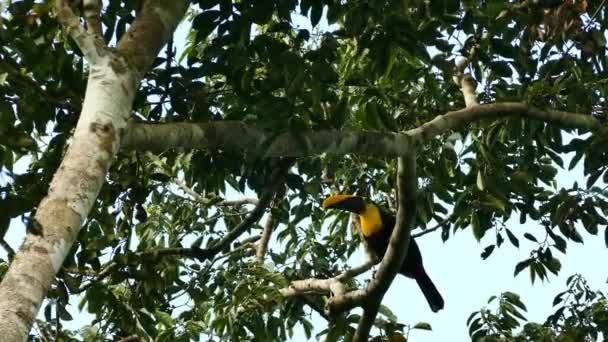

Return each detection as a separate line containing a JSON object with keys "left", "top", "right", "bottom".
{"left": 469, "top": 275, "right": 608, "bottom": 341}
{"left": 1, "top": 0, "right": 607, "bottom": 340}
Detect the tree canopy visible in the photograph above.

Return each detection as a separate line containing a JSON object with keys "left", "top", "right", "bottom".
{"left": 0, "top": 0, "right": 607, "bottom": 341}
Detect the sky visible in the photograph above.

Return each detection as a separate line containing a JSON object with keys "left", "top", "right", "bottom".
{"left": 2, "top": 6, "right": 608, "bottom": 342}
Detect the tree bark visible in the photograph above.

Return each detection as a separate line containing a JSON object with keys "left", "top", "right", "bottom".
{"left": 122, "top": 103, "right": 605, "bottom": 157}
{"left": 0, "top": 2, "right": 188, "bottom": 340}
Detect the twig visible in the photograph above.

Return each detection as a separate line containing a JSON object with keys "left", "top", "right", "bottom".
{"left": 412, "top": 215, "right": 453, "bottom": 238}
{"left": 0, "top": 239, "right": 15, "bottom": 260}
{"left": 336, "top": 260, "right": 376, "bottom": 282}
{"left": 174, "top": 179, "right": 205, "bottom": 201}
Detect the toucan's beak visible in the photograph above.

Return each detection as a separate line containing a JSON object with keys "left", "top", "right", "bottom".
{"left": 322, "top": 195, "right": 366, "bottom": 214}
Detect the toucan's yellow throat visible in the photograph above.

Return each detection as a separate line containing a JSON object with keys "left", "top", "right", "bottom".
{"left": 322, "top": 195, "right": 383, "bottom": 237}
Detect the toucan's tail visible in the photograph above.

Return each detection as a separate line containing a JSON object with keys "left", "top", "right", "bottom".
{"left": 415, "top": 270, "right": 444, "bottom": 312}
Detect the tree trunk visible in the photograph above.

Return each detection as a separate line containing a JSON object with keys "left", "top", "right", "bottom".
{"left": 0, "top": 1, "right": 188, "bottom": 340}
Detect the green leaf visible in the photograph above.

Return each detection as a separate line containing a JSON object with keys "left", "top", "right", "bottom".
{"left": 193, "top": 10, "right": 221, "bottom": 40}
{"left": 547, "top": 228, "right": 567, "bottom": 253}
{"left": 330, "top": 96, "right": 349, "bottom": 128}
{"left": 490, "top": 61, "right": 512, "bottom": 78}
{"left": 413, "top": 322, "right": 432, "bottom": 331}
{"left": 587, "top": 170, "right": 602, "bottom": 188}
{"left": 543, "top": 256, "right": 561, "bottom": 275}
{"left": 310, "top": 1, "right": 323, "bottom": 27}
{"left": 505, "top": 228, "right": 519, "bottom": 248}
{"left": 57, "top": 304, "right": 73, "bottom": 321}
{"left": 472, "top": 211, "right": 482, "bottom": 241}
{"left": 468, "top": 317, "right": 483, "bottom": 337}
{"left": 481, "top": 245, "right": 495, "bottom": 260}
{"left": 480, "top": 193, "right": 507, "bottom": 213}
{"left": 466, "top": 311, "right": 479, "bottom": 326}
{"left": 568, "top": 151, "right": 584, "bottom": 170}
{"left": 378, "top": 304, "right": 398, "bottom": 322}
{"left": 514, "top": 258, "right": 532, "bottom": 277}
{"left": 251, "top": 0, "right": 274, "bottom": 24}
{"left": 523, "top": 233, "right": 537, "bottom": 243}
{"left": 580, "top": 212, "right": 598, "bottom": 235}
{"left": 476, "top": 171, "right": 485, "bottom": 190}
{"left": 558, "top": 222, "right": 584, "bottom": 244}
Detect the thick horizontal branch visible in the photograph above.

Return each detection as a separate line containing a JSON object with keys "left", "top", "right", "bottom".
{"left": 122, "top": 103, "right": 605, "bottom": 157}
{"left": 122, "top": 121, "right": 415, "bottom": 156}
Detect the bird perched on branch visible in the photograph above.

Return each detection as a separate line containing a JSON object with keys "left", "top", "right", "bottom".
{"left": 322, "top": 194, "right": 444, "bottom": 312}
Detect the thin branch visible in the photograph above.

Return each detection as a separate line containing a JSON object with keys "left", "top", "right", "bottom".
{"left": 460, "top": 74, "right": 479, "bottom": 108}
{"left": 453, "top": 57, "right": 478, "bottom": 107}
{"left": 74, "top": 198, "right": 269, "bottom": 293}
{"left": 75, "top": 160, "right": 293, "bottom": 293}
{"left": 74, "top": 236, "right": 262, "bottom": 293}
{"left": 280, "top": 277, "right": 346, "bottom": 298}
{"left": 412, "top": 214, "right": 453, "bottom": 238}
{"left": 405, "top": 102, "right": 604, "bottom": 140}
{"left": 0, "top": 239, "right": 15, "bottom": 260}
{"left": 280, "top": 260, "right": 375, "bottom": 298}
{"left": 82, "top": 0, "right": 103, "bottom": 37}
{"left": 174, "top": 179, "right": 259, "bottom": 206}
{"left": 54, "top": 0, "right": 105, "bottom": 64}
{"left": 219, "top": 198, "right": 259, "bottom": 206}
{"left": 199, "top": 189, "right": 275, "bottom": 257}
{"left": 174, "top": 179, "right": 205, "bottom": 201}
{"left": 117, "top": 336, "right": 141, "bottom": 342}
{"left": 256, "top": 213, "right": 277, "bottom": 263}
{"left": 336, "top": 259, "right": 376, "bottom": 282}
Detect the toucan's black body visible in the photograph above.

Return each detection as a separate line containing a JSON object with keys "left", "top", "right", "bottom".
{"left": 322, "top": 195, "right": 444, "bottom": 312}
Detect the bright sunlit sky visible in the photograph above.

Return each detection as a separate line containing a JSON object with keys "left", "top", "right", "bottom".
{"left": 2, "top": 8, "right": 608, "bottom": 342}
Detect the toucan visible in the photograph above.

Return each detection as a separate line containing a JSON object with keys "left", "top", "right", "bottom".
{"left": 322, "top": 194, "right": 444, "bottom": 312}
